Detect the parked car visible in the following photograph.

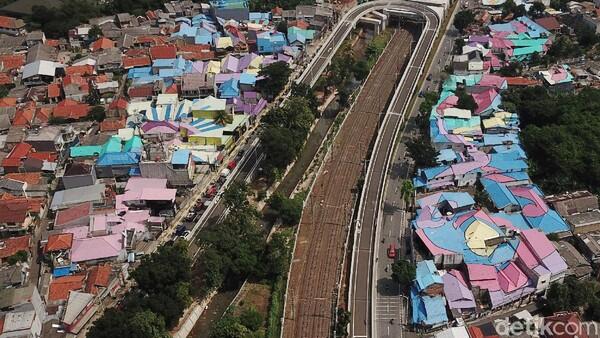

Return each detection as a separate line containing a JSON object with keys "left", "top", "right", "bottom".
{"left": 175, "top": 225, "right": 187, "bottom": 237}
{"left": 387, "top": 243, "right": 396, "bottom": 259}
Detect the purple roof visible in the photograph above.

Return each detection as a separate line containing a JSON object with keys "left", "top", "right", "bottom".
{"left": 243, "top": 91, "right": 258, "bottom": 99}
{"left": 222, "top": 55, "right": 239, "bottom": 73}
{"left": 237, "top": 53, "right": 258, "bottom": 71}
{"left": 192, "top": 61, "right": 206, "bottom": 73}
{"left": 469, "top": 35, "right": 490, "bottom": 44}
{"left": 442, "top": 270, "right": 476, "bottom": 310}
{"left": 215, "top": 73, "right": 241, "bottom": 84}
{"left": 141, "top": 121, "right": 179, "bottom": 133}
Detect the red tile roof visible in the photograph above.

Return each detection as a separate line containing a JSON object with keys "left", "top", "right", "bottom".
{"left": 535, "top": 17, "right": 560, "bottom": 31}
{"left": 0, "top": 195, "right": 44, "bottom": 214}
{"left": 12, "top": 106, "right": 35, "bottom": 126}
{"left": 137, "top": 36, "right": 168, "bottom": 46}
{"left": 178, "top": 44, "right": 211, "bottom": 53}
{"left": 2, "top": 142, "right": 32, "bottom": 168}
{"left": 109, "top": 97, "right": 129, "bottom": 110}
{"left": 0, "top": 235, "right": 30, "bottom": 259}
{"left": 0, "top": 200, "right": 29, "bottom": 224}
{"left": 150, "top": 44, "right": 177, "bottom": 60}
{"left": 45, "top": 233, "right": 73, "bottom": 253}
{"left": 122, "top": 56, "right": 151, "bottom": 69}
{"left": 164, "top": 83, "right": 179, "bottom": 95}
{"left": 0, "top": 54, "right": 24, "bottom": 71}
{"left": 85, "top": 264, "right": 111, "bottom": 294}
{"left": 52, "top": 100, "right": 90, "bottom": 120}
{"left": 125, "top": 48, "right": 148, "bottom": 57}
{"left": 544, "top": 312, "right": 589, "bottom": 338}
{"left": 65, "top": 65, "right": 95, "bottom": 76}
{"left": 181, "top": 51, "right": 216, "bottom": 61}
{"left": 100, "top": 118, "right": 125, "bottom": 132}
{"left": 34, "top": 107, "right": 51, "bottom": 124}
{"left": 0, "top": 16, "right": 24, "bottom": 30}
{"left": 28, "top": 151, "right": 57, "bottom": 162}
{"left": 289, "top": 20, "right": 310, "bottom": 30}
{"left": 4, "top": 172, "right": 42, "bottom": 185}
{"left": 47, "top": 275, "right": 85, "bottom": 302}
{"left": 46, "top": 39, "right": 60, "bottom": 47}
{"left": 90, "top": 37, "right": 115, "bottom": 52}
{"left": 54, "top": 202, "right": 90, "bottom": 227}
{"left": 0, "top": 97, "right": 16, "bottom": 107}
{"left": 47, "top": 83, "right": 62, "bottom": 98}
{"left": 505, "top": 76, "right": 540, "bottom": 87}
{"left": 128, "top": 85, "right": 154, "bottom": 98}
{"left": 0, "top": 73, "right": 12, "bottom": 85}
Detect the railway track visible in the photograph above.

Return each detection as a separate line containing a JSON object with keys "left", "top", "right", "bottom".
{"left": 283, "top": 30, "right": 414, "bottom": 338}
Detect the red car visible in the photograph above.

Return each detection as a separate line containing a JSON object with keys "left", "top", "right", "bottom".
{"left": 387, "top": 243, "right": 396, "bottom": 259}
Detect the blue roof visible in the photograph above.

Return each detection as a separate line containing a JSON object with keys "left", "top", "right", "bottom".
{"left": 97, "top": 152, "right": 140, "bottom": 166}
{"left": 415, "top": 260, "right": 442, "bottom": 291}
{"left": 491, "top": 212, "right": 531, "bottom": 230}
{"left": 421, "top": 165, "right": 449, "bottom": 180}
{"left": 411, "top": 286, "right": 448, "bottom": 326}
{"left": 436, "top": 148, "right": 459, "bottom": 163}
{"left": 219, "top": 78, "right": 240, "bottom": 98}
{"left": 239, "top": 73, "right": 256, "bottom": 85}
{"left": 483, "top": 133, "right": 520, "bottom": 147}
{"left": 525, "top": 209, "right": 570, "bottom": 234}
{"left": 172, "top": 149, "right": 191, "bottom": 165}
{"left": 481, "top": 178, "right": 519, "bottom": 209}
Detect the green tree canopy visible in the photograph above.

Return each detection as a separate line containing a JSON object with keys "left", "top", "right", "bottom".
{"left": 453, "top": 10, "right": 475, "bottom": 33}
{"left": 391, "top": 260, "right": 416, "bottom": 289}
{"left": 257, "top": 62, "right": 291, "bottom": 98}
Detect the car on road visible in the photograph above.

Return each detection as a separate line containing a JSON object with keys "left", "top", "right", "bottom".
{"left": 175, "top": 225, "right": 187, "bottom": 237}
{"left": 426, "top": 73, "right": 432, "bottom": 81}
{"left": 387, "top": 243, "right": 396, "bottom": 259}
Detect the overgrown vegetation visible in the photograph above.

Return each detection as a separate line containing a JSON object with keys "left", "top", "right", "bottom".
{"left": 453, "top": 10, "right": 474, "bottom": 33}
{"left": 257, "top": 62, "right": 292, "bottom": 99}
{"left": 545, "top": 277, "right": 600, "bottom": 322}
{"left": 502, "top": 87, "right": 600, "bottom": 193}
{"left": 211, "top": 307, "right": 265, "bottom": 338}
{"left": 267, "top": 192, "right": 304, "bottom": 226}
{"left": 88, "top": 242, "right": 192, "bottom": 337}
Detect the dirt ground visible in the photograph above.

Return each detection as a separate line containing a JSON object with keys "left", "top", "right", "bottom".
{"left": 233, "top": 282, "right": 272, "bottom": 317}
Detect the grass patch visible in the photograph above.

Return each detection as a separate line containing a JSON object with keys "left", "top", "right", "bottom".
{"left": 265, "top": 228, "right": 294, "bottom": 338}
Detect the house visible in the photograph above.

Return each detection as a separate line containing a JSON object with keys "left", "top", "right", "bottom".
{"left": 582, "top": 14, "right": 600, "bottom": 34}
{"left": 52, "top": 100, "right": 90, "bottom": 121}
{"left": 209, "top": 0, "right": 249, "bottom": 21}
{"left": 150, "top": 45, "right": 177, "bottom": 60}
{"left": 0, "top": 16, "right": 26, "bottom": 36}
{"left": 108, "top": 97, "right": 129, "bottom": 118}
{"left": 50, "top": 184, "right": 107, "bottom": 211}
{"left": 0, "top": 199, "right": 33, "bottom": 231}
{"left": 0, "top": 286, "right": 46, "bottom": 338}
{"left": 96, "top": 49, "right": 122, "bottom": 72}
{"left": 58, "top": 162, "right": 97, "bottom": 190}
{"left": 575, "top": 232, "right": 600, "bottom": 263}
{"left": 257, "top": 31, "right": 287, "bottom": 54}
{"left": 535, "top": 17, "right": 561, "bottom": 34}
{"left": 411, "top": 260, "right": 448, "bottom": 330}
{"left": 22, "top": 60, "right": 59, "bottom": 87}
{"left": 191, "top": 95, "right": 227, "bottom": 119}
{"left": 539, "top": 65, "right": 574, "bottom": 92}
{"left": 546, "top": 190, "right": 598, "bottom": 217}
{"left": 0, "top": 235, "right": 30, "bottom": 264}
{"left": 25, "top": 31, "right": 45, "bottom": 47}
{"left": 543, "top": 312, "right": 589, "bottom": 338}
{"left": 182, "top": 73, "right": 216, "bottom": 98}
{"left": 46, "top": 275, "right": 85, "bottom": 306}
{"left": 61, "top": 291, "right": 98, "bottom": 334}
{"left": 554, "top": 240, "right": 592, "bottom": 280}
{"left": 89, "top": 37, "right": 115, "bottom": 52}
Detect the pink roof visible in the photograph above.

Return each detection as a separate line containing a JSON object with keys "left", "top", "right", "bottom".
{"left": 70, "top": 234, "right": 122, "bottom": 262}
{"left": 498, "top": 262, "right": 528, "bottom": 293}
{"left": 472, "top": 88, "right": 498, "bottom": 115}
{"left": 125, "top": 178, "right": 167, "bottom": 191}
{"left": 478, "top": 74, "right": 506, "bottom": 89}
{"left": 509, "top": 186, "right": 548, "bottom": 217}
{"left": 520, "top": 229, "right": 555, "bottom": 260}
{"left": 466, "top": 263, "right": 497, "bottom": 281}
{"left": 140, "top": 188, "right": 176, "bottom": 201}
{"left": 516, "top": 241, "right": 539, "bottom": 269}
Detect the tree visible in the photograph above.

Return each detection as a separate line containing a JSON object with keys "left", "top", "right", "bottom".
{"left": 276, "top": 20, "right": 287, "bottom": 34}
{"left": 257, "top": 62, "right": 291, "bottom": 98}
{"left": 498, "top": 61, "right": 523, "bottom": 77}
{"left": 88, "top": 24, "right": 103, "bottom": 40}
{"left": 7, "top": 250, "right": 28, "bottom": 265}
{"left": 214, "top": 110, "right": 233, "bottom": 126}
{"left": 88, "top": 105, "right": 106, "bottom": 122}
{"left": 264, "top": 231, "right": 291, "bottom": 278}
{"left": 335, "top": 308, "right": 351, "bottom": 337}
{"left": 260, "top": 126, "right": 299, "bottom": 174}
{"left": 88, "top": 309, "right": 169, "bottom": 338}
{"left": 406, "top": 139, "right": 438, "bottom": 168}
{"left": 131, "top": 242, "right": 191, "bottom": 295}
{"left": 268, "top": 193, "right": 303, "bottom": 225}
{"left": 455, "top": 88, "right": 478, "bottom": 112}
{"left": 528, "top": 2, "right": 545, "bottom": 18}
{"left": 453, "top": 38, "right": 466, "bottom": 55}
{"left": 210, "top": 313, "right": 251, "bottom": 338}
{"left": 513, "top": 4, "right": 527, "bottom": 18}
{"left": 223, "top": 182, "right": 249, "bottom": 210}
{"left": 353, "top": 59, "right": 370, "bottom": 82}
{"left": 391, "top": 260, "right": 416, "bottom": 289}
{"left": 453, "top": 10, "right": 475, "bottom": 33}
{"left": 502, "top": 0, "right": 518, "bottom": 16}
{"left": 400, "top": 180, "right": 414, "bottom": 209}
{"left": 290, "top": 83, "right": 319, "bottom": 115}
{"left": 239, "top": 307, "right": 263, "bottom": 331}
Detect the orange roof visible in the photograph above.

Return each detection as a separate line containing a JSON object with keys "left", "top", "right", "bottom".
{"left": 85, "top": 264, "right": 111, "bottom": 294}
{"left": 122, "top": 56, "right": 151, "bottom": 69}
{"left": 12, "top": 106, "right": 34, "bottom": 126}
{"left": 4, "top": 172, "right": 42, "bottom": 185}
{"left": 63, "top": 75, "right": 88, "bottom": 87}
{"left": 28, "top": 151, "right": 57, "bottom": 162}
{"left": 100, "top": 118, "right": 125, "bottom": 132}
{"left": 47, "top": 83, "right": 62, "bottom": 98}
{"left": 505, "top": 76, "right": 540, "bottom": 87}
{"left": 109, "top": 97, "right": 128, "bottom": 110}
{"left": 0, "top": 97, "right": 16, "bottom": 107}
{"left": 125, "top": 48, "right": 148, "bottom": 57}
{"left": 0, "top": 16, "right": 24, "bottom": 30}
{"left": 164, "top": 83, "right": 179, "bottom": 95}
{"left": 90, "top": 37, "right": 115, "bottom": 52}
{"left": 65, "top": 65, "right": 94, "bottom": 76}
{"left": 53, "top": 100, "right": 90, "bottom": 120}
{"left": 0, "top": 54, "right": 25, "bottom": 71}
{"left": 289, "top": 20, "right": 310, "bottom": 30}
{"left": 46, "top": 39, "right": 60, "bottom": 47}
{"left": 181, "top": 51, "right": 215, "bottom": 61}
{"left": 0, "top": 235, "right": 30, "bottom": 259}
{"left": 45, "top": 233, "right": 73, "bottom": 253}
{"left": 35, "top": 107, "right": 51, "bottom": 123}
{"left": 137, "top": 36, "right": 168, "bottom": 46}
{"left": 47, "top": 275, "right": 85, "bottom": 302}
{"left": 178, "top": 44, "right": 211, "bottom": 53}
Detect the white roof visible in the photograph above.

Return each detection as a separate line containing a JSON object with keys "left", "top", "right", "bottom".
{"left": 63, "top": 291, "right": 94, "bottom": 325}
{"left": 97, "top": 81, "right": 119, "bottom": 90}
{"left": 3, "top": 310, "right": 35, "bottom": 332}
{"left": 444, "top": 107, "right": 472, "bottom": 119}
{"left": 192, "top": 95, "right": 226, "bottom": 111}
{"left": 156, "top": 93, "right": 179, "bottom": 106}
{"left": 434, "top": 326, "right": 470, "bottom": 338}
{"left": 127, "top": 100, "right": 153, "bottom": 116}
{"left": 22, "top": 60, "right": 58, "bottom": 79}
{"left": 72, "top": 57, "right": 97, "bottom": 67}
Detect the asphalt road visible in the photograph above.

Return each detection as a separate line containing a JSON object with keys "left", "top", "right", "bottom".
{"left": 348, "top": 6, "right": 440, "bottom": 338}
